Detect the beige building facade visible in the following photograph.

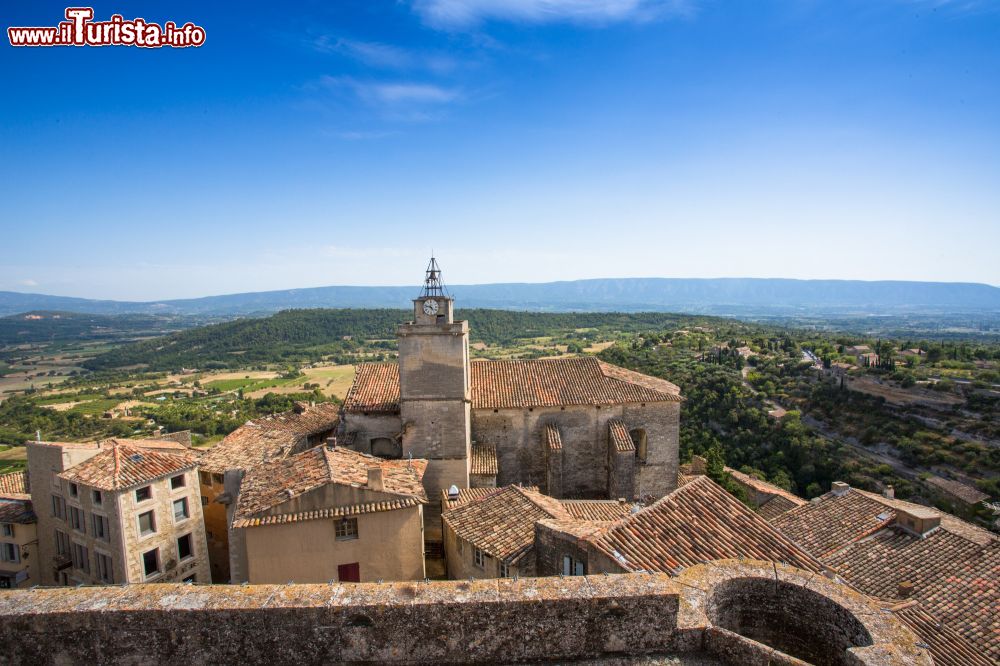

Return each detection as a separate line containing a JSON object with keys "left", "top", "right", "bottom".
{"left": 26, "top": 438, "right": 210, "bottom": 586}
{"left": 0, "top": 471, "right": 37, "bottom": 589}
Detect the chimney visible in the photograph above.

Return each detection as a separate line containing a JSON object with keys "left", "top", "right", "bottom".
{"left": 293, "top": 402, "right": 307, "bottom": 414}
{"left": 895, "top": 506, "right": 941, "bottom": 537}
{"left": 689, "top": 455, "right": 707, "bottom": 475}
{"left": 448, "top": 484, "right": 460, "bottom": 500}
{"left": 367, "top": 467, "right": 384, "bottom": 492}
{"left": 897, "top": 581, "right": 915, "bottom": 599}
{"left": 325, "top": 436, "right": 337, "bottom": 450}
{"left": 883, "top": 485, "right": 895, "bottom": 500}
{"left": 831, "top": 481, "right": 850, "bottom": 497}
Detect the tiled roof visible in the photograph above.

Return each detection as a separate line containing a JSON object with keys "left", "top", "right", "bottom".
{"left": 97, "top": 437, "right": 190, "bottom": 452}
{"left": 926, "top": 475, "right": 989, "bottom": 505}
{"left": 608, "top": 419, "right": 634, "bottom": 453}
{"left": 234, "top": 446, "right": 428, "bottom": 523}
{"left": 471, "top": 358, "right": 683, "bottom": 409}
{"left": 442, "top": 485, "right": 571, "bottom": 563}
{"left": 0, "top": 471, "right": 29, "bottom": 498}
{"left": 343, "top": 364, "right": 401, "bottom": 414}
{"left": 771, "top": 489, "right": 896, "bottom": 557}
{"left": 59, "top": 443, "right": 195, "bottom": 492}
{"left": 561, "top": 499, "right": 636, "bottom": 522}
{"left": 770, "top": 486, "right": 1000, "bottom": 660}
{"left": 344, "top": 357, "right": 682, "bottom": 414}
{"left": 544, "top": 424, "right": 562, "bottom": 451}
{"left": 232, "top": 497, "right": 423, "bottom": 529}
{"left": 725, "top": 467, "right": 806, "bottom": 508}
{"left": 589, "top": 476, "right": 824, "bottom": 574}
{"left": 471, "top": 443, "right": 497, "bottom": 476}
{"left": 199, "top": 402, "right": 340, "bottom": 473}
{"left": 441, "top": 486, "right": 538, "bottom": 512}
{"left": 756, "top": 494, "right": 802, "bottom": 520}
{"left": 892, "top": 603, "right": 994, "bottom": 666}
{"left": 0, "top": 498, "right": 35, "bottom": 524}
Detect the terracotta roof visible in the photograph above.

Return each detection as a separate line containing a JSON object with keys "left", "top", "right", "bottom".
{"left": 232, "top": 497, "right": 423, "bottom": 529}
{"left": 471, "top": 443, "right": 497, "bottom": 476}
{"left": 561, "top": 499, "right": 636, "bottom": 522}
{"left": 771, "top": 489, "right": 896, "bottom": 557}
{"left": 441, "top": 486, "right": 538, "bottom": 512}
{"left": 589, "top": 476, "right": 824, "bottom": 574}
{"left": 344, "top": 358, "right": 682, "bottom": 414}
{"left": 96, "top": 437, "right": 190, "bottom": 452}
{"left": 544, "top": 423, "right": 562, "bottom": 451}
{"left": 926, "top": 476, "right": 989, "bottom": 505}
{"left": 199, "top": 402, "right": 340, "bottom": 474}
{"left": 756, "top": 494, "right": 803, "bottom": 520}
{"left": 608, "top": 419, "right": 634, "bottom": 453}
{"left": 0, "top": 498, "right": 35, "bottom": 524}
{"left": 234, "top": 446, "right": 428, "bottom": 523}
{"left": 471, "top": 358, "right": 682, "bottom": 409}
{"left": 771, "top": 486, "right": 999, "bottom": 660}
{"left": 892, "top": 603, "right": 994, "bottom": 666}
{"left": 0, "top": 471, "right": 29, "bottom": 498}
{"left": 58, "top": 443, "right": 195, "bottom": 492}
{"left": 442, "top": 485, "right": 571, "bottom": 563}
{"left": 343, "top": 364, "right": 400, "bottom": 414}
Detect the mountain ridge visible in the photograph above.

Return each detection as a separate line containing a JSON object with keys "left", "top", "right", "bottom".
{"left": 2, "top": 277, "right": 999, "bottom": 317}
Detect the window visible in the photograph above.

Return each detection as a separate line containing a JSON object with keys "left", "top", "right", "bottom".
{"left": 562, "top": 555, "right": 585, "bottom": 576}
{"left": 0, "top": 543, "right": 19, "bottom": 564}
{"left": 211, "top": 473, "right": 223, "bottom": 485}
{"left": 1, "top": 524, "right": 13, "bottom": 538}
{"left": 51, "top": 494, "right": 66, "bottom": 520}
{"left": 499, "top": 560, "right": 510, "bottom": 578}
{"left": 177, "top": 533, "right": 193, "bottom": 561}
{"left": 182, "top": 574, "right": 197, "bottom": 583}
{"left": 92, "top": 490, "right": 103, "bottom": 506}
{"left": 200, "top": 496, "right": 208, "bottom": 506}
{"left": 71, "top": 542, "right": 90, "bottom": 574}
{"left": 474, "top": 548, "right": 488, "bottom": 568}
{"left": 135, "top": 486, "right": 152, "bottom": 502}
{"left": 69, "top": 506, "right": 86, "bottom": 533}
{"left": 198, "top": 471, "right": 211, "bottom": 486}
{"left": 55, "top": 530, "right": 70, "bottom": 556}
{"left": 69, "top": 482, "right": 79, "bottom": 498}
{"left": 173, "top": 498, "right": 190, "bottom": 522}
{"left": 170, "top": 474, "right": 186, "bottom": 490}
{"left": 91, "top": 514, "right": 110, "bottom": 542}
{"left": 138, "top": 510, "right": 156, "bottom": 536}
{"left": 142, "top": 548, "right": 160, "bottom": 578}
{"left": 631, "top": 429, "right": 648, "bottom": 464}
{"left": 335, "top": 517, "right": 358, "bottom": 540}
{"left": 96, "top": 552, "right": 113, "bottom": 583}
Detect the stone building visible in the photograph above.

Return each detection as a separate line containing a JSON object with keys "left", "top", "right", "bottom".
{"left": 26, "top": 438, "right": 210, "bottom": 585}
{"left": 197, "top": 402, "right": 340, "bottom": 582}
{"left": 0, "top": 471, "right": 36, "bottom": 589}
{"left": 229, "top": 444, "right": 428, "bottom": 583}
{"left": 342, "top": 258, "right": 683, "bottom": 547}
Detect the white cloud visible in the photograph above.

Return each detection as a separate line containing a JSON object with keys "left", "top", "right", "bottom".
{"left": 319, "top": 75, "right": 462, "bottom": 111}
{"left": 310, "top": 36, "right": 460, "bottom": 74}
{"left": 411, "top": 0, "right": 696, "bottom": 29}
{"left": 18, "top": 279, "right": 39, "bottom": 288}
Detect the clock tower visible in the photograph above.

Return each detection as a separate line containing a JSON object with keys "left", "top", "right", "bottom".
{"left": 398, "top": 257, "right": 471, "bottom": 501}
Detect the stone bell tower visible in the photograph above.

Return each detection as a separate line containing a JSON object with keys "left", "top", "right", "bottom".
{"left": 398, "top": 256, "right": 471, "bottom": 501}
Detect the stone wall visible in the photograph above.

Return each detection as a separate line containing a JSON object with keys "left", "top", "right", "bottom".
{"left": 470, "top": 400, "right": 679, "bottom": 500}
{"left": 0, "top": 561, "right": 930, "bottom": 665}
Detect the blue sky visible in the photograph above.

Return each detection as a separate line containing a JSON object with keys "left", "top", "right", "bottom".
{"left": 1, "top": 0, "right": 998, "bottom": 300}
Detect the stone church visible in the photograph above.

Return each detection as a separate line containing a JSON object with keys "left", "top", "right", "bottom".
{"left": 341, "top": 258, "right": 682, "bottom": 510}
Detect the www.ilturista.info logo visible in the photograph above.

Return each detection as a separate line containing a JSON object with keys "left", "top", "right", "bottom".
{"left": 8, "top": 7, "right": 205, "bottom": 48}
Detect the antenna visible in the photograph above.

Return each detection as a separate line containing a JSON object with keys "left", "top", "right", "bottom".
{"left": 419, "top": 254, "right": 448, "bottom": 298}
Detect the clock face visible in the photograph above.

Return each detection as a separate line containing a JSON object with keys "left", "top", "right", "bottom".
{"left": 422, "top": 299, "right": 439, "bottom": 315}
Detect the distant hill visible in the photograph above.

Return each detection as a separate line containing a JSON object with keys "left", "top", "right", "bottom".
{"left": 0, "top": 311, "right": 200, "bottom": 345}
{"left": 3, "top": 278, "right": 999, "bottom": 317}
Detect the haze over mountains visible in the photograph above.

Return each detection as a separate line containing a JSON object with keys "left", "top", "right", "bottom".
{"left": 1, "top": 278, "right": 998, "bottom": 318}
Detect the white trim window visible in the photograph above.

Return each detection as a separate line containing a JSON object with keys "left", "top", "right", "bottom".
{"left": 0, "top": 542, "right": 19, "bottom": 564}
{"left": 141, "top": 548, "right": 160, "bottom": 579}
{"left": 474, "top": 547, "right": 488, "bottom": 569}
{"left": 172, "top": 497, "right": 190, "bottom": 522}
{"left": 137, "top": 510, "right": 156, "bottom": 537}
{"left": 1, "top": 524, "right": 13, "bottom": 538}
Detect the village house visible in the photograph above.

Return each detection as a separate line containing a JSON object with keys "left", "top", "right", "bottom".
{"left": 680, "top": 455, "right": 807, "bottom": 520}
{"left": 0, "top": 471, "right": 36, "bottom": 589}
{"left": 26, "top": 437, "right": 209, "bottom": 586}
{"left": 196, "top": 401, "right": 340, "bottom": 582}
{"left": 771, "top": 481, "right": 1000, "bottom": 662}
{"left": 228, "top": 444, "right": 427, "bottom": 584}
{"left": 925, "top": 474, "right": 990, "bottom": 511}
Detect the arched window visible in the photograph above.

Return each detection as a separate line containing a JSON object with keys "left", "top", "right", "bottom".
{"left": 630, "top": 429, "right": 648, "bottom": 463}
{"left": 370, "top": 437, "right": 401, "bottom": 459}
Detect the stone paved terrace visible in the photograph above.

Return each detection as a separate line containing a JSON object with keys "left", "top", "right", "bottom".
{"left": 0, "top": 561, "right": 931, "bottom": 665}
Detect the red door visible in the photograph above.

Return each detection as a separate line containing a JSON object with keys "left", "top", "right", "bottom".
{"left": 338, "top": 562, "right": 360, "bottom": 582}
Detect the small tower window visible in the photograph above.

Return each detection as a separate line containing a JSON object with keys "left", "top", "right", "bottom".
{"left": 630, "top": 429, "right": 648, "bottom": 463}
